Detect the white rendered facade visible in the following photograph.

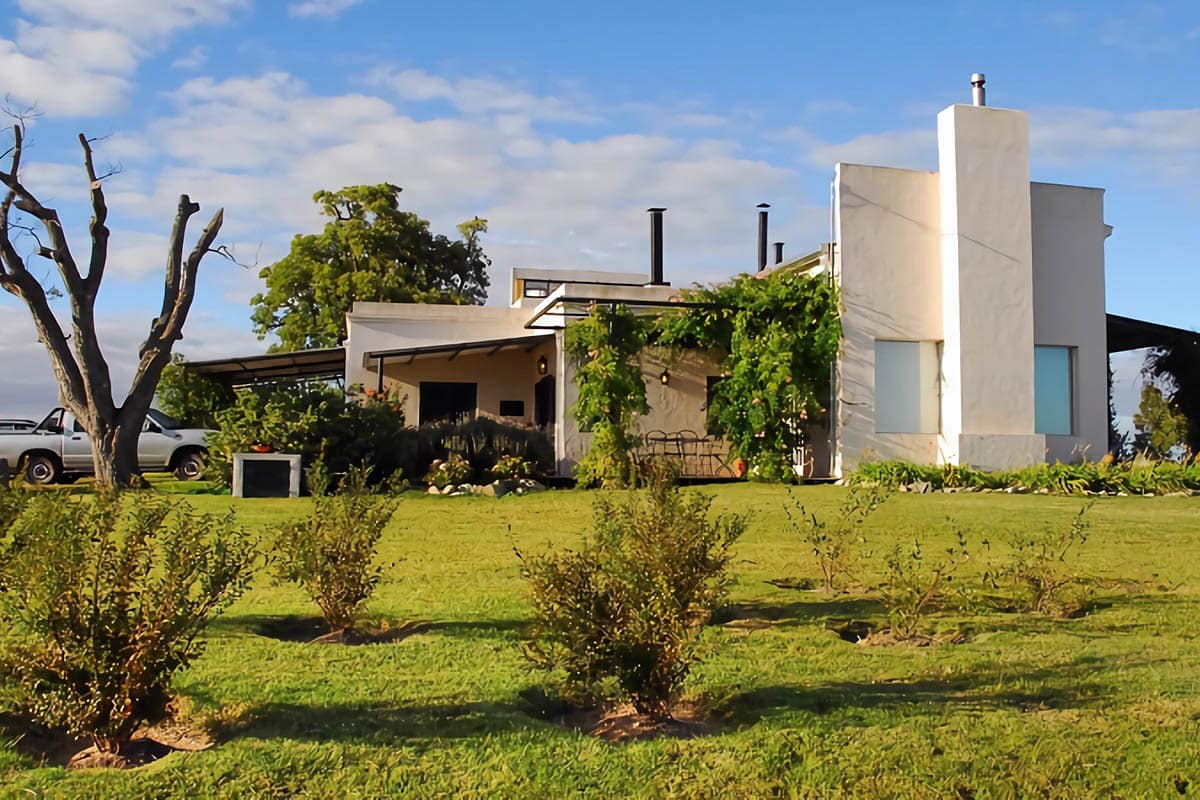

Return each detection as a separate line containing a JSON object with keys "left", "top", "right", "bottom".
{"left": 337, "top": 98, "right": 1110, "bottom": 479}
{"left": 831, "top": 101, "right": 1109, "bottom": 475}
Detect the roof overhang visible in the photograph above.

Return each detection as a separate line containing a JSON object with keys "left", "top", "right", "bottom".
{"left": 1106, "top": 314, "right": 1197, "bottom": 353}
{"left": 185, "top": 347, "right": 346, "bottom": 387}
{"left": 363, "top": 333, "right": 554, "bottom": 368}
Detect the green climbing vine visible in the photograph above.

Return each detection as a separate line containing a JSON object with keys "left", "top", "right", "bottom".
{"left": 564, "top": 303, "right": 652, "bottom": 488}
{"left": 565, "top": 269, "right": 840, "bottom": 485}
{"left": 657, "top": 270, "right": 840, "bottom": 481}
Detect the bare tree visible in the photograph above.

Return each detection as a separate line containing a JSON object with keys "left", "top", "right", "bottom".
{"left": 0, "top": 121, "right": 224, "bottom": 488}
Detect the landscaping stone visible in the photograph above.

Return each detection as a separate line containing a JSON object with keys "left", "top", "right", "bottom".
{"left": 427, "top": 485, "right": 441, "bottom": 495}
{"left": 518, "top": 479, "right": 547, "bottom": 493}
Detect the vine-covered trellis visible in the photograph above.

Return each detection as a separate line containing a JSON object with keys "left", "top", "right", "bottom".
{"left": 567, "top": 268, "right": 841, "bottom": 485}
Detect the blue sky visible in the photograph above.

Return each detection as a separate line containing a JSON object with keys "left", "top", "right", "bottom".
{"left": 0, "top": 0, "right": 1197, "bottom": 421}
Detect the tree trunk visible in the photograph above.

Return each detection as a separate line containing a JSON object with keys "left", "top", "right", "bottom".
{"left": 1, "top": 124, "right": 225, "bottom": 492}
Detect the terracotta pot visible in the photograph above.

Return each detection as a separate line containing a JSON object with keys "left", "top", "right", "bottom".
{"left": 250, "top": 444, "right": 275, "bottom": 453}
{"left": 731, "top": 458, "right": 748, "bottom": 478}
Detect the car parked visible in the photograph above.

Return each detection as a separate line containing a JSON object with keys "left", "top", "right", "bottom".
{"left": 0, "top": 407, "right": 212, "bottom": 484}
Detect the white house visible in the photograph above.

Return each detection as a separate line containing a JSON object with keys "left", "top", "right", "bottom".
{"left": 189, "top": 76, "right": 1183, "bottom": 479}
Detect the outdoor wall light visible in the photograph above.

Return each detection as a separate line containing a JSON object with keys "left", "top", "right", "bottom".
{"left": 537, "top": 355, "right": 548, "bottom": 375}
{"left": 660, "top": 369, "right": 670, "bottom": 386}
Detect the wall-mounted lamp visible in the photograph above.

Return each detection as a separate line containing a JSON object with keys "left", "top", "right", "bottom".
{"left": 537, "top": 355, "right": 548, "bottom": 375}
{"left": 659, "top": 369, "right": 670, "bottom": 386}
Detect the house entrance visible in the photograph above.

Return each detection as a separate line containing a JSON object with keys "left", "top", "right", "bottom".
{"left": 534, "top": 375, "right": 556, "bottom": 428}
{"left": 419, "top": 382, "right": 478, "bottom": 425}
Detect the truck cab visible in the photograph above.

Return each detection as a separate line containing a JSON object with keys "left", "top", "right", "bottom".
{"left": 1, "top": 408, "right": 212, "bottom": 485}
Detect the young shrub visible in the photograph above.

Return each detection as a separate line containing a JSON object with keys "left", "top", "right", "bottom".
{"left": 0, "top": 493, "right": 256, "bottom": 758}
{"left": 520, "top": 466, "right": 745, "bottom": 717}
{"left": 0, "top": 479, "right": 30, "bottom": 530}
{"left": 272, "top": 467, "right": 397, "bottom": 633}
{"left": 985, "top": 503, "right": 1094, "bottom": 615}
{"left": 786, "top": 484, "right": 890, "bottom": 593}
{"left": 490, "top": 453, "right": 536, "bottom": 481}
{"left": 423, "top": 454, "right": 473, "bottom": 488}
{"left": 876, "top": 531, "right": 970, "bottom": 640}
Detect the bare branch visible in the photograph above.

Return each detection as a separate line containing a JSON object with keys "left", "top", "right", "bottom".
{"left": 78, "top": 132, "right": 109, "bottom": 296}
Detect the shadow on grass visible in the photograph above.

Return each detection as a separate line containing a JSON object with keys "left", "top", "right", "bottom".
{"left": 209, "top": 613, "right": 528, "bottom": 642}
{"left": 723, "top": 658, "right": 1114, "bottom": 726}
{"left": 219, "top": 699, "right": 536, "bottom": 743}
{"left": 714, "top": 597, "right": 885, "bottom": 628}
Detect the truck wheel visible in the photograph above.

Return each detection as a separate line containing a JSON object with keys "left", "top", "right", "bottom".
{"left": 174, "top": 450, "right": 205, "bottom": 481}
{"left": 24, "top": 453, "right": 61, "bottom": 485}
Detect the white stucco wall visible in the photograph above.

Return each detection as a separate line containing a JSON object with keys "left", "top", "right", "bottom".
{"left": 376, "top": 340, "right": 555, "bottom": 428}
{"left": 344, "top": 303, "right": 531, "bottom": 389}
{"left": 1030, "top": 182, "right": 1110, "bottom": 462}
{"left": 833, "top": 163, "right": 944, "bottom": 475}
{"left": 937, "top": 104, "right": 1044, "bottom": 469}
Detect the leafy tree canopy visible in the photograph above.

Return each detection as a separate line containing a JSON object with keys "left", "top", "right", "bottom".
{"left": 1132, "top": 383, "right": 1190, "bottom": 460}
{"left": 1143, "top": 338, "right": 1200, "bottom": 456}
{"left": 251, "top": 184, "right": 490, "bottom": 350}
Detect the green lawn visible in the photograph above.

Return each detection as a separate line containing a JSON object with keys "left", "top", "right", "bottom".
{"left": 3, "top": 484, "right": 1200, "bottom": 798}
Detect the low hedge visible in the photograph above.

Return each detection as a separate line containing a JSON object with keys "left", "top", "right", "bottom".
{"left": 850, "top": 457, "right": 1200, "bottom": 496}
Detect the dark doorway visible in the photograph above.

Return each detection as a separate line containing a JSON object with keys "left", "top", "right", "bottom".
{"left": 419, "top": 382, "right": 477, "bottom": 425}
{"left": 534, "top": 375, "right": 556, "bottom": 428}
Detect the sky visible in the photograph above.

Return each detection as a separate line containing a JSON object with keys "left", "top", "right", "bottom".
{"left": 0, "top": 0, "right": 1196, "bottom": 424}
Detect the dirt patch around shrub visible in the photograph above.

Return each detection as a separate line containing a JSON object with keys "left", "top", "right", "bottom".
{"left": 518, "top": 689, "right": 717, "bottom": 743}
{"left": 254, "top": 615, "right": 430, "bottom": 645}
{"left": 826, "top": 619, "right": 967, "bottom": 647}
{"left": 1, "top": 713, "right": 212, "bottom": 770}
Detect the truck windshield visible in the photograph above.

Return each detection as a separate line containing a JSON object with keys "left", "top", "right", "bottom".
{"left": 35, "top": 409, "right": 65, "bottom": 433}
{"left": 147, "top": 409, "right": 181, "bottom": 430}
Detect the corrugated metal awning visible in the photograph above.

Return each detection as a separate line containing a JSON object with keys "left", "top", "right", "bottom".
{"left": 185, "top": 347, "right": 346, "bottom": 387}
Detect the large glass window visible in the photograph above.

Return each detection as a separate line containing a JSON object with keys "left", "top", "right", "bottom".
{"left": 1034, "top": 346, "right": 1073, "bottom": 435}
{"left": 874, "top": 340, "right": 940, "bottom": 434}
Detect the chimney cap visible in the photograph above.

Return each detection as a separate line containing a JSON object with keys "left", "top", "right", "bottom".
{"left": 646, "top": 207, "right": 666, "bottom": 213}
{"left": 756, "top": 202, "right": 770, "bottom": 209}
{"left": 970, "top": 72, "right": 985, "bottom": 86}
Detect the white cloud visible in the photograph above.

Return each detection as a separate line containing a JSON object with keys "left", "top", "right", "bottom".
{"left": 1031, "top": 107, "right": 1200, "bottom": 181}
{"left": 288, "top": 0, "right": 364, "bottom": 18}
{"left": 806, "top": 129, "right": 934, "bottom": 171}
{"left": 370, "top": 67, "right": 597, "bottom": 123}
{"left": 0, "top": 0, "right": 246, "bottom": 116}
{"left": 98, "top": 69, "right": 819, "bottom": 301}
{"left": 171, "top": 45, "right": 208, "bottom": 71}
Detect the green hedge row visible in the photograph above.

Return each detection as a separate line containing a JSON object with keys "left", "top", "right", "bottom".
{"left": 849, "top": 458, "right": 1200, "bottom": 496}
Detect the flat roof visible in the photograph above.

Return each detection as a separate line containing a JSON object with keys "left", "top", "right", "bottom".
{"left": 185, "top": 347, "right": 346, "bottom": 387}
{"left": 364, "top": 333, "right": 554, "bottom": 367}
{"left": 1107, "top": 314, "right": 1197, "bottom": 353}
{"left": 512, "top": 267, "right": 653, "bottom": 286}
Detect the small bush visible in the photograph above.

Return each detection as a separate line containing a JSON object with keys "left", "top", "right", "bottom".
{"left": 0, "top": 494, "right": 256, "bottom": 754}
{"left": 876, "top": 531, "right": 971, "bottom": 639}
{"left": 272, "top": 467, "right": 397, "bottom": 632}
{"left": 424, "top": 454, "right": 473, "bottom": 488}
{"left": 985, "top": 503, "right": 1094, "bottom": 615}
{"left": 786, "top": 484, "right": 889, "bottom": 593}
{"left": 0, "top": 480, "right": 30, "bottom": 530}
{"left": 519, "top": 466, "right": 745, "bottom": 716}
{"left": 489, "top": 453, "right": 537, "bottom": 481}
{"left": 433, "top": 416, "right": 555, "bottom": 481}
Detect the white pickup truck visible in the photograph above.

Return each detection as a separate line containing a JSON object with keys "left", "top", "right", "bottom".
{"left": 0, "top": 408, "right": 212, "bottom": 484}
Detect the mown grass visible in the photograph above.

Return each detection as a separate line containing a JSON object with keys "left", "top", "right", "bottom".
{"left": 2, "top": 483, "right": 1199, "bottom": 798}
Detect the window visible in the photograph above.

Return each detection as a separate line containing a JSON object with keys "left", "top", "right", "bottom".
{"left": 524, "top": 279, "right": 553, "bottom": 298}
{"left": 498, "top": 400, "right": 526, "bottom": 417}
{"left": 419, "top": 382, "right": 478, "bottom": 425}
{"left": 1034, "top": 346, "right": 1073, "bottom": 435}
{"left": 874, "top": 340, "right": 940, "bottom": 434}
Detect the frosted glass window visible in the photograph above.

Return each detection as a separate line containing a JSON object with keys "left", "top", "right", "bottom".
{"left": 1035, "top": 346, "right": 1073, "bottom": 435}
{"left": 875, "top": 340, "right": 940, "bottom": 434}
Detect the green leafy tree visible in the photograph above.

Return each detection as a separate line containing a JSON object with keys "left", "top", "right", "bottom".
{"left": 565, "top": 303, "right": 652, "bottom": 488}
{"left": 1144, "top": 338, "right": 1200, "bottom": 455}
{"left": 1132, "top": 384, "right": 1190, "bottom": 459}
{"left": 657, "top": 270, "right": 841, "bottom": 482}
{"left": 155, "top": 355, "right": 235, "bottom": 428}
{"left": 251, "top": 185, "right": 490, "bottom": 350}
